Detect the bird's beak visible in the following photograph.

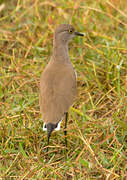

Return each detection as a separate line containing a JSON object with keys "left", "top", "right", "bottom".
{"left": 74, "top": 32, "right": 84, "bottom": 36}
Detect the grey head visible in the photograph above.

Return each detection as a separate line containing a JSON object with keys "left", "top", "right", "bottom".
{"left": 54, "top": 24, "right": 84, "bottom": 44}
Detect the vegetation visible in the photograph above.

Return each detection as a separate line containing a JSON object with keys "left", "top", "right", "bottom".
{"left": 0, "top": 0, "right": 127, "bottom": 179}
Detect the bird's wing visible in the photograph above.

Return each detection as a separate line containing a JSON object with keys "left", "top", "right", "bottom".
{"left": 39, "top": 62, "right": 77, "bottom": 124}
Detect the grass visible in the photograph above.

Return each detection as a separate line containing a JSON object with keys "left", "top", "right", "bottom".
{"left": 0, "top": 0, "right": 127, "bottom": 179}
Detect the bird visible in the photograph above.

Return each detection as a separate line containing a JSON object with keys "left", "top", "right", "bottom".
{"left": 39, "top": 24, "right": 84, "bottom": 149}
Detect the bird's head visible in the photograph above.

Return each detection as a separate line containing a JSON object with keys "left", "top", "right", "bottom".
{"left": 54, "top": 24, "right": 84, "bottom": 44}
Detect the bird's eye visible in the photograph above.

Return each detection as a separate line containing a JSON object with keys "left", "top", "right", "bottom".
{"left": 68, "top": 29, "right": 73, "bottom": 33}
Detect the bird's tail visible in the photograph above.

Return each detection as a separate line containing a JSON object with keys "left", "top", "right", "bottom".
{"left": 46, "top": 123, "right": 57, "bottom": 145}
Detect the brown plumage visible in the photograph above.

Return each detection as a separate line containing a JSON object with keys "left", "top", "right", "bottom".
{"left": 40, "top": 61, "right": 76, "bottom": 123}
{"left": 39, "top": 24, "right": 84, "bottom": 146}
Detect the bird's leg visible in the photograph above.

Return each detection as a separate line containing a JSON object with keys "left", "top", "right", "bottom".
{"left": 47, "top": 133, "right": 51, "bottom": 152}
{"left": 64, "top": 112, "right": 68, "bottom": 147}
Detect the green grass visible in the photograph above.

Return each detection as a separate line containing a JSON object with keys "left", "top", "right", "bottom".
{"left": 0, "top": 0, "right": 127, "bottom": 179}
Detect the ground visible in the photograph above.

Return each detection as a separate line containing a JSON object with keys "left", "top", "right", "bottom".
{"left": 0, "top": 0, "right": 127, "bottom": 179}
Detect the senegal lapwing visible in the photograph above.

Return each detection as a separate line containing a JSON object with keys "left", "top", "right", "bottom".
{"left": 39, "top": 24, "right": 84, "bottom": 149}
